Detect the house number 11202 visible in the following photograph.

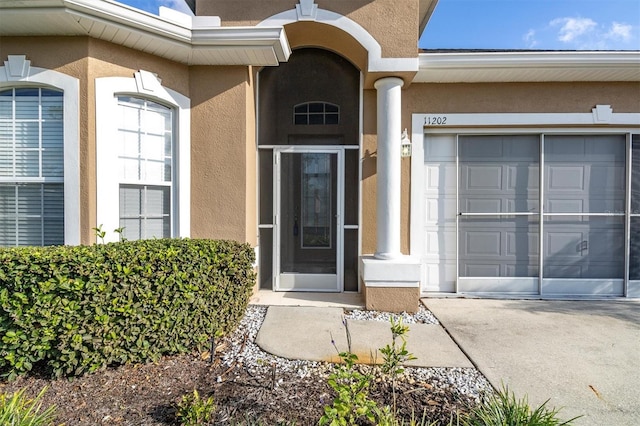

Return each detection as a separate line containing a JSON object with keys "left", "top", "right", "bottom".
{"left": 425, "top": 116, "right": 447, "bottom": 125}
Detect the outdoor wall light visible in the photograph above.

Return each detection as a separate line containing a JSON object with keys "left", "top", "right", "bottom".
{"left": 401, "top": 128, "right": 412, "bottom": 157}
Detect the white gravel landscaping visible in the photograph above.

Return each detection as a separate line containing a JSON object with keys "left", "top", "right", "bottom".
{"left": 219, "top": 305, "right": 492, "bottom": 402}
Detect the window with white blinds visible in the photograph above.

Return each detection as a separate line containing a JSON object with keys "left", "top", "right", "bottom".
{"left": 0, "top": 87, "right": 64, "bottom": 246}
{"left": 116, "top": 96, "right": 173, "bottom": 240}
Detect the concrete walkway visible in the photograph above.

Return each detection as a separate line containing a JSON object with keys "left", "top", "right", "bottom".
{"left": 255, "top": 306, "right": 472, "bottom": 367}
{"left": 254, "top": 299, "right": 640, "bottom": 425}
{"left": 424, "top": 298, "right": 640, "bottom": 426}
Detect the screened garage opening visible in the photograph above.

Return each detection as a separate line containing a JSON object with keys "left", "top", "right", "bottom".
{"left": 420, "top": 132, "right": 639, "bottom": 297}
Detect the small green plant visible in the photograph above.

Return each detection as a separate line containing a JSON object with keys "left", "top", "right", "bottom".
{"left": 176, "top": 389, "right": 215, "bottom": 426}
{"left": 113, "top": 227, "right": 127, "bottom": 242}
{"left": 92, "top": 224, "right": 106, "bottom": 243}
{"left": 319, "top": 321, "right": 379, "bottom": 426}
{"left": 93, "top": 224, "right": 128, "bottom": 243}
{"left": 0, "top": 387, "right": 57, "bottom": 426}
{"left": 380, "top": 316, "right": 417, "bottom": 416}
{"left": 462, "top": 385, "right": 581, "bottom": 426}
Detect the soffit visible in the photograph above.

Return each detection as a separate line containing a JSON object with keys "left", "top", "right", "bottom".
{"left": 415, "top": 51, "right": 640, "bottom": 83}
{"left": 418, "top": 0, "right": 439, "bottom": 36}
{"left": 0, "top": 0, "right": 290, "bottom": 66}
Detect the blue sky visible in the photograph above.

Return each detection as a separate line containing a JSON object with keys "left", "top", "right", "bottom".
{"left": 116, "top": 0, "right": 640, "bottom": 50}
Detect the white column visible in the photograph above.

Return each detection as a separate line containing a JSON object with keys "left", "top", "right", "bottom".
{"left": 374, "top": 77, "right": 403, "bottom": 259}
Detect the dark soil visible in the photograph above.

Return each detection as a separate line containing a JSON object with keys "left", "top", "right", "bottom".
{"left": 0, "top": 346, "right": 476, "bottom": 425}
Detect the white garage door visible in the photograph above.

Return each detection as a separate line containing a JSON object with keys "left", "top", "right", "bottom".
{"left": 421, "top": 133, "right": 627, "bottom": 296}
{"left": 421, "top": 135, "right": 457, "bottom": 292}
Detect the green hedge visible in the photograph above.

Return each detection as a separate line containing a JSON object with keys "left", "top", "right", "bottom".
{"left": 0, "top": 239, "right": 255, "bottom": 380}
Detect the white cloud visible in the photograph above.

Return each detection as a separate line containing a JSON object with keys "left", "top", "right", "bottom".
{"left": 551, "top": 17, "right": 597, "bottom": 42}
{"left": 543, "top": 16, "right": 639, "bottom": 49}
{"left": 606, "top": 22, "right": 633, "bottom": 41}
{"left": 523, "top": 29, "right": 538, "bottom": 48}
{"left": 160, "top": 0, "right": 192, "bottom": 15}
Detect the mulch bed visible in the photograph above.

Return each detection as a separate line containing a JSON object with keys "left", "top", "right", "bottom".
{"left": 0, "top": 349, "right": 477, "bottom": 425}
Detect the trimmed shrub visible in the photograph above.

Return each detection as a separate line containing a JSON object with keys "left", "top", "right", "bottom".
{"left": 0, "top": 239, "right": 255, "bottom": 379}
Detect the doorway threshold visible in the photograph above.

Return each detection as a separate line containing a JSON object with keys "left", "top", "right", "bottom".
{"left": 250, "top": 289, "right": 364, "bottom": 309}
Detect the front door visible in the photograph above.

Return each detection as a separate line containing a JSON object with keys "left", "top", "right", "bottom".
{"left": 274, "top": 148, "right": 343, "bottom": 291}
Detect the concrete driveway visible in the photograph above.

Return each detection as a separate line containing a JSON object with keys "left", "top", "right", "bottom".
{"left": 423, "top": 299, "right": 640, "bottom": 426}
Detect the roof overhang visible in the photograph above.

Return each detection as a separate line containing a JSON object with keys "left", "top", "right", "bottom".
{"left": 418, "top": 0, "right": 439, "bottom": 37}
{"left": 415, "top": 51, "right": 640, "bottom": 83}
{"left": 0, "top": 0, "right": 291, "bottom": 66}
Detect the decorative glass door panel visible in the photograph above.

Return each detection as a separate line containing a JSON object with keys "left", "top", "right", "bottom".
{"left": 301, "top": 153, "right": 332, "bottom": 249}
{"left": 276, "top": 149, "right": 340, "bottom": 291}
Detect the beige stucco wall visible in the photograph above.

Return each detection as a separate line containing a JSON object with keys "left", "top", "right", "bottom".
{"left": 197, "top": 0, "right": 419, "bottom": 59}
{"left": 189, "top": 66, "right": 257, "bottom": 245}
{"left": 1, "top": 36, "right": 257, "bottom": 247}
{"left": 403, "top": 81, "right": 640, "bottom": 115}
{"left": 363, "top": 283, "right": 419, "bottom": 313}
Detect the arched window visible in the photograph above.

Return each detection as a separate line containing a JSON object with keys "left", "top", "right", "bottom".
{"left": 0, "top": 55, "right": 79, "bottom": 247}
{"left": 293, "top": 102, "right": 339, "bottom": 125}
{"left": 96, "top": 71, "right": 190, "bottom": 243}
{"left": 116, "top": 96, "right": 173, "bottom": 240}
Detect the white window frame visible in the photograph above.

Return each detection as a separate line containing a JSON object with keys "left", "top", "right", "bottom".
{"left": 0, "top": 55, "right": 80, "bottom": 245}
{"left": 411, "top": 107, "right": 640, "bottom": 298}
{"left": 96, "top": 71, "right": 190, "bottom": 243}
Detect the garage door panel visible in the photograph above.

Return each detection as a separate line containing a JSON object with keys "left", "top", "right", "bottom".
{"left": 463, "top": 263, "right": 500, "bottom": 277}
{"left": 546, "top": 199, "right": 584, "bottom": 214}
{"left": 544, "top": 264, "right": 584, "bottom": 278}
{"left": 545, "top": 230, "right": 585, "bottom": 257}
{"left": 506, "top": 199, "right": 538, "bottom": 213}
{"left": 425, "top": 197, "right": 456, "bottom": 224}
{"left": 544, "top": 263, "right": 623, "bottom": 279}
{"left": 460, "top": 136, "right": 503, "bottom": 158}
{"left": 590, "top": 165, "right": 625, "bottom": 192}
{"left": 585, "top": 135, "right": 625, "bottom": 158}
{"left": 425, "top": 164, "right": 456, "bottom": 193}
{"left": 505, "top": 264, "right": 539, "bottom": 277}
{"left": 464, "top": 165, "right": 502, "bottom": 190}
{"left": 545, "top": 136, "right": 585, "bottom": 157}
{"left": 423, "top": 227, "right": 456, "bottom": 258}
{"left": 507, "top": 165, "right": 539, "bottom": 190}
{"left": 505, "top": 136, "right": 539, "bottom": 158}
{"left": 506, "top": 230, "right": 539, "bottom": 255}
{"left": 424, "top": 262, "right": 456, "bottom": 292}
{"left": 544, "top": 216, "right": 624, "bottom": 279}
{"left": 547, "top": 166, "right": 585, "bottom": 191}
{"left": 463, "top": 230, "right": 501, "bottom": 256}
{"left": 463, "top": 198, "right": 502, "bottom": 213}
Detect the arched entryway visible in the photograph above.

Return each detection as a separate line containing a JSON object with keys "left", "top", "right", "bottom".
{"left": 258, "top": 48, "right": 360, "bottom": 292}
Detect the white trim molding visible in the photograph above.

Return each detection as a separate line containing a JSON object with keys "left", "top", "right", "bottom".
{"left": 416, "top": 106, "right": 640, "bottom": 130}
{"left": 0, "top": 0, "right": 290, "bottom": 66}
{"left": 0, "top": 55, "right": 81, "bottom": 245}
{"left": 95, "top": 72, "right": 191, "bottom": 243}
{"left": 258, "top": 4, "right": 418, "bottom": 73}
{"left": 416, "top": 51, "right": 640, "bottom": 83}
